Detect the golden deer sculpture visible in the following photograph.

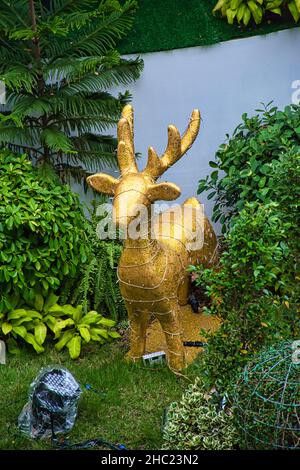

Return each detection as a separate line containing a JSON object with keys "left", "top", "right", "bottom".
{"left": 87, "top": 105, "right": 218, "bottom": 371}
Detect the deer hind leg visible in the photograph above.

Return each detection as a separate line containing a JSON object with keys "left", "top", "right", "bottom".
{"left": 156, "top": 301, "right": 185, "bottom": 371}
{"left": 125, "top": 302, "right": 150, "bottom": 362}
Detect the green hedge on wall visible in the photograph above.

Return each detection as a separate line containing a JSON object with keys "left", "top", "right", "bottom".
{"left": 119, "top": 0, "right": 299, "bottom": 54}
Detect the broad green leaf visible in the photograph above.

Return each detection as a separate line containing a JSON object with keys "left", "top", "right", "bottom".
{"left": 44, "top": 314, "right": 58, "bottom": 332}
{"left": 78, "top": 326, "right": 91, "bottom": 343}
{"left": 213, "top": 0, "right": 225, "bottom": 13}
{"left": 53, "top": 318, "right": 75, "bottom": 335}
{"left": 55, "top": 330, "right": 74, "bottom": 351}
{"left": 2, "top": 322, "right": 12, "bottom": 335}
{"left": 98, "top": 317, "right": 116, "bottom": 328}
{"left": 12, "top": 325, "right": 27, "bottom": 339}
{"left": 67, "top": 336, "right": 81, "bottom": 359}
{"left": 34, "top": 322, "right": 47, "bottom": 345}
{"left": 248, "top": 1, "right": 263, "bottom": 24}
{"left": 91, "top": 328, "right": 109, "bottom": 339}
{"left": 44, "top": 294, "right": 60, "bottom": 313}
{"left": 24, "top": 333, "right": 44, "bottom": 354}
{"left": 243, "top": 5, "right": 251, "bottom": 24}
{"left": 288, "top": 1, "right": 300, "bottom": 21}
{"left": 237, "top": 3, "right": 246, "bottom": 21}
{"left": 108, "top": 331, "right": 121, "bottom": 339}
{"left": 81, "top": 311, "right": 101, "bottom": 325}
{"left": 73, "top": 305, "right": 83, "bottom": 323}
{"left": 34, "top": 294, "right": 44, "bottom": 312}
{"left": 7, "top": 309, "right": 28, "bottom": 320}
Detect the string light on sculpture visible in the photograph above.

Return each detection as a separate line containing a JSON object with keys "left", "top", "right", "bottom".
{"left": 87, "top": 105, "right": 218, "bottom": 372}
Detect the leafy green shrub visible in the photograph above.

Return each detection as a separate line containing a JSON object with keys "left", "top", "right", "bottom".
{"left": 189, "top": 201, "right": 299, "bottom": 393}
{"left": 198, "top": 104, "right": 300, "bottom": 232}
{"left": 0, "top": 150, "right": 88, "bottom": 311}
{"left": 213, "top": 0, "right": 300, "bottom": 25}
{"left": 162, "top": 378, "right": 239, "bottom": 450}
{"left": 0, "top": 292, "right": 119, "bottom": 358}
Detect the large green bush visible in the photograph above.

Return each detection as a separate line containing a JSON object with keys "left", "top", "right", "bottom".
{"left": 198, "top": 104, "right": 300, "bottom": 232}
{"left": 162, "top": 378, "right": 239, "bottom": 450}
{"left": 190, "top": 201, "right": 299, "bottom": 393}
{"left": 0, "top": 150, "right": 88, "bottom": 311}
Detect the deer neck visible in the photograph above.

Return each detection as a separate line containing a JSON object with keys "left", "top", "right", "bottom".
{"left": 123, "top": 205, "right": 158, "bottom": 256}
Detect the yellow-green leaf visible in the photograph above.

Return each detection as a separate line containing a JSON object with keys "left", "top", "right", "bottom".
{"left": 34, "top": 322, "right": 47, "bottom": 345}
{"left": 78, "top": 326, "right": 90, "bottom": 343}
{"left": 73, "top": 305, "right": 82, "bottom": 323}
{"left": 248, "top": 1, "right": 263, "bottom": 24}
{"left": 237, "top": 3, "right": 246, "bottom": 21}
{"left": 213, "top": 0, "right": 225, "bottom": 13}
{"left": 288, "top": 1, "right": 300, "bottom": 21}
{"left": 7, "top": 309, "right": 28, "bottom": 320}
{"left": 55, "top": 330, "right": 74, "bottom": 351}
{"left": 53, "top": 318, "right": 74, "bottom": 335}
{"left": 67, "top": 336, "right": 81, "bottom": 359}
{"left": 98, "top": 317, "right": 116, "bottom": 328}
{"left": 243, "top": 6, "right": 251, "bottom": 24}
{"left": 108, "top": 331, "right": 121, "bottom": 339}
{"left": 81, "top": 311, "right": 101, "bottom": 325}
{"left": 12, "top": 325, "right": 27, "bottom": 338}
{"left": 24, "top": 333, "right": 44, "bottom": 353}
{"left": 92, "top": 328, "right": 109, "bottom": 339}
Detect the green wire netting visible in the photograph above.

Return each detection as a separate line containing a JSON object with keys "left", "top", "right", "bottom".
{"left": 119, "top": 0, "right": 300, "bottom": 55}
{"left": 233, "top": 341, "right": 300, "bottom": 450}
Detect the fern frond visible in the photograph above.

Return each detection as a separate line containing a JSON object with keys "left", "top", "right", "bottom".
{"left": 60, "top": 58, "right": 143, "bottom": 96}
{"left": 0, "top": 65, "right": 37, "bottom": 93}
{"left": 41, "top": 127, "right": 76, "bottom": 153}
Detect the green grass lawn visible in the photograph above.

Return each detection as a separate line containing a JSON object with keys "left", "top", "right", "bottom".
{"left": 0, "top": 340, "right": 199, "bottom": 450}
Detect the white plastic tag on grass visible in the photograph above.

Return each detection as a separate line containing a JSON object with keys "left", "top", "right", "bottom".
{"left": 0, "top": 340, "right": 6, "bottom": 365}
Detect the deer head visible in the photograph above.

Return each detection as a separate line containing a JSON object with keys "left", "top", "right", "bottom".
{"left": 87, "top": 105, "right": 200, "bottom": 229}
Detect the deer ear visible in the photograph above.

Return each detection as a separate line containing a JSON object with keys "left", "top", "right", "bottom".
{"left": 148, "top": 182, "right": 181, "bottom": 202}
{"left": 87, "top": 173, "right": 118, "bottom": 195}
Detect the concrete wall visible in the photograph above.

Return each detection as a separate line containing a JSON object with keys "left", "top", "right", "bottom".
{"left": 76, "top": 27, "right": 300, "bottom": 232}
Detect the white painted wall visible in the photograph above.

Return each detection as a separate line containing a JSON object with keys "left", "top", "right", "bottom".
{"left": 76, "top": 27, "right": 300, "bottom": 232}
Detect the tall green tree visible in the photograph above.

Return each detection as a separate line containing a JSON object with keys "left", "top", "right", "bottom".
{"left": 0, "top": 0, "right": 143, "bottom": 182}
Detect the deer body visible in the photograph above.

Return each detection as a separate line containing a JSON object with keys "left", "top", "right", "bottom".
{"left": 87, "top": 105, "right": 218, "bottom": 371}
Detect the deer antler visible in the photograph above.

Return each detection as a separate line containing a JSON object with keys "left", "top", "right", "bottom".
{"left": 117, "top": 104, "right": 138, "bottom": 175}
{"left": 142, "top": 109, "right": 201, "bottom": 180}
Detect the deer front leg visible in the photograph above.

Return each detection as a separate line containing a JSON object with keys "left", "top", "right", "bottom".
{"left": 125, "top": 302, "right": 150, "bottom": 362}
{"left": 156, "top": 301, "right": 185, "bottom": 372}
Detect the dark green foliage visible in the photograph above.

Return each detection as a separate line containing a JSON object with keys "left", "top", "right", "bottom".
{"left": 198, "top": 104, "right": 300, "bottom": 232}
{"left": 119, "top": 0, "right": 297, "bottom": 54}
{"left": 162, "top": 378, "right": 239, "bottom": 450}
{"left": 233, "top": 342, "right": 300, "bottom": 450}
{"left": 190, "top": 151, "right": 299, "bottom": 393}
{"left": 0, "top": 150, "right": 88, "bottom": 311}
{"left": 62, "top": 201, "right": 126, "bottom": 322}
{"left": 0, "top": 0, "right": 143, "bottom": 182}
